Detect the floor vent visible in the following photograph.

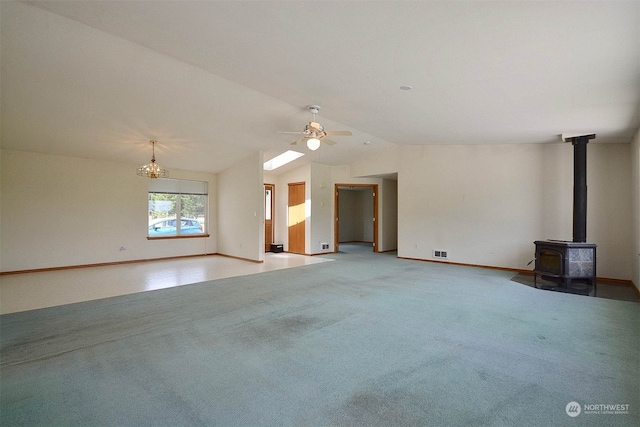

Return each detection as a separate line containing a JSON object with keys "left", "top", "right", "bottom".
{"left": 433, "top": 250, "right": 449, "bottom": 259}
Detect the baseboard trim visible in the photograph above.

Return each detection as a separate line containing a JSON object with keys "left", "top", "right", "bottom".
{"left": 216, "top": 253, "right": 264, "bottom": 264}
{"left": 397, "top": 257, "right": 637, "bottom": 289}
{"left": 630, "top": 281, "right": 640, "bottom": 298}
{"left": 0, "top": 253, "right": 219, "bottom": 275}
{"left": 5, "top": 254, "right": 636, "bottom": 297}
{"left": 398, "top": 257, "right": 533, "bottom": 275}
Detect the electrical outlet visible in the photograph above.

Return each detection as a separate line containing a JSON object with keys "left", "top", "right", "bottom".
{"left": 433, "top": 249, "right": 449, "bottom": 259}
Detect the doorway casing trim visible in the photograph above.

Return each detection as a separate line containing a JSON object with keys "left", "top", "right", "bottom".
{"left": 334, "top": 183, "right": 379, "bottom": 253}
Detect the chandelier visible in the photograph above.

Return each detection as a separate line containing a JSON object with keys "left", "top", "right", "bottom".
{"left": 137, "top": 140, "right": 169, "bottom": 179}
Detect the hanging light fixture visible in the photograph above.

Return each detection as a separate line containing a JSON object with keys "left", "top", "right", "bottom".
{"left": 137, "top": 140, "right": 169, "bottom": 178}
{"left": 306, "top": 134, "right": 321, "bottom": 151}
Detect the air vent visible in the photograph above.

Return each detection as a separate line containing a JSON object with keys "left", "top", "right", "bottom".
{"left": 433, "top": 250, "right": 449, "bottom": 259}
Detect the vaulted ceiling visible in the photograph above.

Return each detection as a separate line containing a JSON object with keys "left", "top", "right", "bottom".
{"left": 2, "top": 1, "right": 639, "bottom": 175}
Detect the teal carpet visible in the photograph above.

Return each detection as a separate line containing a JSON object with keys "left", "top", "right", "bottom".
{"left": 1, "top": 249, "right": 638, "bottom": 426}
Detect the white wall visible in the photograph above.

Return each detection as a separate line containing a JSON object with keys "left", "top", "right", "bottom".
{"left": 587, "top": 143, "right": 633, "bottom": 279}
{"left": 351, "top": 147, "right": 399, "bottom": 178}
{"left": 0, "top": 149, "right": 217, "bottom": 272}
{"left": 0, "top": 149, "right": 3, "bottom": 271}
{"left": 398, "top": 143, "right": 633, "bottom": 280}
{"left": 217, "top": 152, "right": 264, "bottom": 262}
{"left": 631, "top": 129, "right": 640, "bottom": 290}
{"left": 338, "top": 190, "right": 358, "bottom": 242}
{"left": 310, "top": 162, "right": 333, "bottom": 254}
{"left": 380, "top": 178, "right": 398, "bottom": 252}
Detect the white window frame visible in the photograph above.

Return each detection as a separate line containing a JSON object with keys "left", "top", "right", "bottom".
{"left": 147, "top": 178, "right": 209, "bottom": 239}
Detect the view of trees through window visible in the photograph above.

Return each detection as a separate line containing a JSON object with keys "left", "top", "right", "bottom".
{"left": 148, "top": 193, "right": 206, "bottom": 236}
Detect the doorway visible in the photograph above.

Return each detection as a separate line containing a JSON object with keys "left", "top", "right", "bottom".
{"left": 288, "top": 182, "right": 306, "bottom": 254}
{"left": 334, "top": 184, "right": 378, "bottom": 253}
{"left": 264, "top": 184, "right": 275, "bottom": 252}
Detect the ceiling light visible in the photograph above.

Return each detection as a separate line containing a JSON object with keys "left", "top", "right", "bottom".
{"left": 264, "top": 150, "right": 305, "bottom": 171}
{"left": 307, "top": 137, "right": 321, "bottom": 151}
{"left": 137, "top": 140, "right": 169, "bottom": 179}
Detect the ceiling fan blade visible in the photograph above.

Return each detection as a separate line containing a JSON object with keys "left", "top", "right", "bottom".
{"left": 279, "top": 131, "right": 304, "bottom": 135}
{"left": 290, "top": 140, "right": 298, "bottom": 145}
{"left": 322, "top": 138, "right": 337, "bottom": 146}
{"left": 325, "top": 130, "right": 352, "bottom": 136}
{"left": 309, "top": 121, "right": 323, "bottom": 131}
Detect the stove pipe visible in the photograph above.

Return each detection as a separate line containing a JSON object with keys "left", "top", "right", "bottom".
{"left": 563, "top": 133, "right": 595, "bottom": 243}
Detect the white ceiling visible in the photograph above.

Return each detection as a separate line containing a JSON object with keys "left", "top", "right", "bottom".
{"left": 2, "top": 1, "right": 639, "bottom": 175}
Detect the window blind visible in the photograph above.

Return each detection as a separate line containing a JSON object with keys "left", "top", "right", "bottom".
{"left": 149, "top": 178, "right": 208, "bottom": 195}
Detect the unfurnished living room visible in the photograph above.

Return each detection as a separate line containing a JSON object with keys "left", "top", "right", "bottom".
{"left": 1, "top": 1, "right": 639, "bottom": 426}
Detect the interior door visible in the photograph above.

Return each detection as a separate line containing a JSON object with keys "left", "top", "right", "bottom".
{"left": 288, "top": 182, "right": 305, "bottom": 254}
{"left": 264, "top": 184, "right": 274, "bottom": 252}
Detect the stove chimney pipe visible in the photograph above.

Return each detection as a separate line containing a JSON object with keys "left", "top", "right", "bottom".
{"left": 562, "top": 133, "right": 595, "bottom": 243}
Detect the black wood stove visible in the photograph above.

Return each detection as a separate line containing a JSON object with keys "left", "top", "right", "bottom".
{"left": 534, "top": 134, "right": 597, "bottom": 295}
{"left": 534, "top": 240, "right": 596, "bottom": 291}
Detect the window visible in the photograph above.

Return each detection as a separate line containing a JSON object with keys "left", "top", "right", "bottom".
{"left": 148, "top": 179, "right": 208, "bottom": 238}
{"left": 264, "top": 150, "right": 304, "bottom": 171}
{"left": 265, "top": 188, "right": 272, "bottom": 221}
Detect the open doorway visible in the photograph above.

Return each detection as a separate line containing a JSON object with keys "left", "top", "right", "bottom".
{"left": 334, "top": 184, "right": 378, "bottom": 253}
{"left": 264, "top": 184, "right": 275, "bottom": 252}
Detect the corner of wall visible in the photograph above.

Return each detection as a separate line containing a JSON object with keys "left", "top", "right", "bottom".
{"left": 0, "top": 149, "right": 3, "bottom": 272}
{"left": 216, "top": 151, "right": 264, "bottom": 262}
{"left": 631, "top": 128, "right": 640, "bottom": 292}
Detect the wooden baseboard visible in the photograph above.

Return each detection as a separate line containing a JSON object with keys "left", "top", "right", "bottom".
{"left": 5, "top": 253, "right": 637, "bottom": 298}
{"left": 398, "top": 256, "right": 533, "bottom": 276}
{"left": 0, "top": 253, "right": 219, "bottom": 275}
{"left": 397, "top": 257, "right": 637, "bottom": 290}
{"left": 216, "top": 253, "right": 264, "bottom": 264}
{"left": 630, "top": 281, "right": 640, "bottom": 298}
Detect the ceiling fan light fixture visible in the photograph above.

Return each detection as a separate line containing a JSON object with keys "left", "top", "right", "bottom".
{"left": 307, "top": 137, "right": 321, "bottom": 151}
{"left": 278, "top": 105, "right": 351, "bottom": 150}
{"left": 137, "top": 140, "right": 169, "bottom": 179}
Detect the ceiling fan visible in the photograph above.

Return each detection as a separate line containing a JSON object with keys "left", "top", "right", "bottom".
{"left": 279, "top": 105, "right": 352, "bottom": 151}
